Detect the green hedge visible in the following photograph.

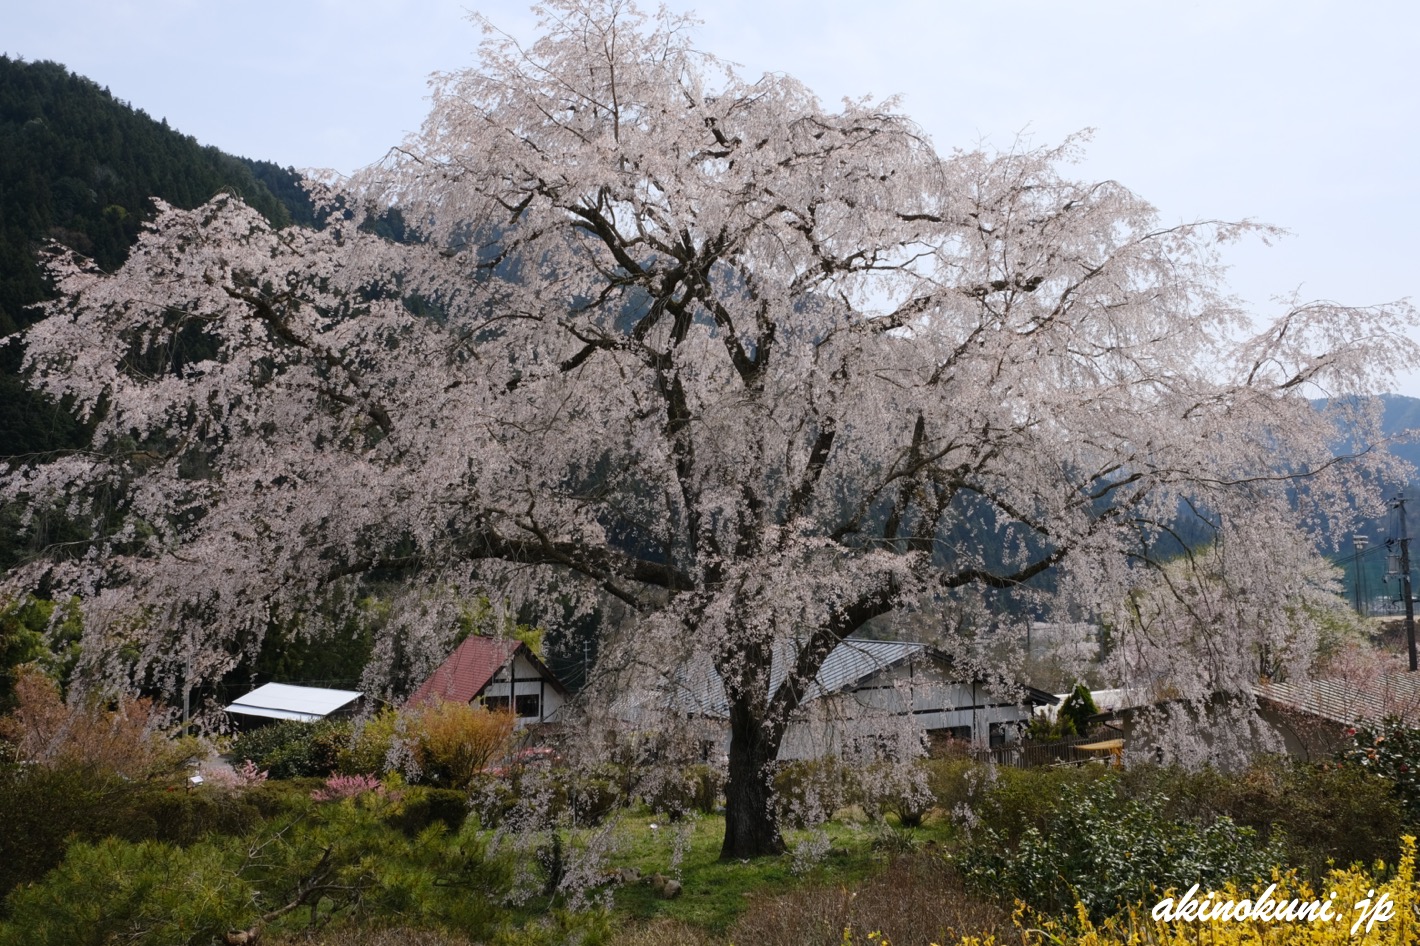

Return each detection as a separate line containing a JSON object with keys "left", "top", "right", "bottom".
{"left": 230, "top": 718, "right": 350, "bottom": 779}
{"left": 956, "top": 777, "right": 1279, "bottom": 920}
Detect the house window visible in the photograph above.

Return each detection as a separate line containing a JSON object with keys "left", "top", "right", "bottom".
{"left": 484, "top": 695, "right": 511, "bottom": 712}
{"left": 515, "top": 694, "right": 541, "bottom": 719}
{"left": 989, "top": 721, "right": 1014, "bottom": 748}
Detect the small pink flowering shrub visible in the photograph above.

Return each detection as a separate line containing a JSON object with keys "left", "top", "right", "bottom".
{"left": 311, "top": 773, "right": 384, "bottom": 802}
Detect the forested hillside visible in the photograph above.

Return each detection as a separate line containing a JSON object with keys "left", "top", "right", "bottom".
{"left": 0, "top": 56, "right": 309, "bottom": 459}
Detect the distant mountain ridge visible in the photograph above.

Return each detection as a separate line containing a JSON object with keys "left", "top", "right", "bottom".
{"left": 0, "top": 55, "right": 313, "bottom": 459}
{"left": 1315, "top": 394, "right": 1420, "bottom": 481}
{"left": 1375, "top": 395, "right": 1420, "bottom": 475}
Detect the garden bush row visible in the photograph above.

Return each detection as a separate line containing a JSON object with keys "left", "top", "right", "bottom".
{"left": 229, "top": 699, "right": 516, "bottom": 785}
{"left": 928, "top": 754, "right": 1404, "bottom": 881}
{"left": 231, "top": 712, "right": 726, "bottom": 828}
{"left": 0, "top": 787, "right": 526, "bottom": 946}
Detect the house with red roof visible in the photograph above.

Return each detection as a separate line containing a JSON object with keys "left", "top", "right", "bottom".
{"left": 407, "top": 635, "right": 568, "bottom": 726}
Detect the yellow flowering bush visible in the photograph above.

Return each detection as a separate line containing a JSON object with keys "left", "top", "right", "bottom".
{"left": 835, "top": 837, "right": 1419, "bottom": 945}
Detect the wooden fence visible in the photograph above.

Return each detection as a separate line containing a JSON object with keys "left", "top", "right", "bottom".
{"left": 968, "top": 735, "right": 1108, "bottom": 769}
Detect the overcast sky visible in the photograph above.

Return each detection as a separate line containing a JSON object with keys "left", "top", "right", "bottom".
{"left": 9, "top": 0, "right": 1420, "bottom": 394}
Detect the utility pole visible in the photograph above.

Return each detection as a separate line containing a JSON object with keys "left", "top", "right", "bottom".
{"left": 1397, "top": 496, "right": 1417, "bottom": 671}
{"left": 1354, "top": 533, "right": 1370, "bottom": 614}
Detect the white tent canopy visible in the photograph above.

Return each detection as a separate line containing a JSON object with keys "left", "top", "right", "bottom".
{"left": 225, "top": 683, "right": 361, "bottom": 723}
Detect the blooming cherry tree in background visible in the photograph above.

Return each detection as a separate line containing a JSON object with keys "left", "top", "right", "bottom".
{"left": 4, "top": 0, "right": 1417, "bottom": 857}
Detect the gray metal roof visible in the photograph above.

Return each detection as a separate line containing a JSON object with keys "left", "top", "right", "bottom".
{"left": 1256, "top": 675, "right": 1420, "bottom": 728}
{"left": 226, "top": 683, "right": 362, "bottom": 723}
{"left": 639, "top": 638, "right": 1051, "bottom": 721}
{"left": 805, "top": 639, "right": 928, "bottom": 700}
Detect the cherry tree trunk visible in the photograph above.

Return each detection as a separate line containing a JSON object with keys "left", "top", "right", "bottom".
{"left": 719, "top": 698, "right": 785, "bottom": 860}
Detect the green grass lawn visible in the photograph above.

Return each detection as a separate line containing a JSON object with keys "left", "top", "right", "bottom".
{"left": 513, "top": 808, "right": 958, "bottom": 934}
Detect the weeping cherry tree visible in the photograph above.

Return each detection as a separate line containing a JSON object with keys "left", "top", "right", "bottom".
{"left": 5, "top": 0, "right": 1417, "bottom": 857}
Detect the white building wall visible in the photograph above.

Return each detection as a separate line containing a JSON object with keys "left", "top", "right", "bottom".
{"left": 775, "top": 666, "right": 1033, "bottom": 760}
{"left": 479, "top": 652, "right": 566, "bottom": 726}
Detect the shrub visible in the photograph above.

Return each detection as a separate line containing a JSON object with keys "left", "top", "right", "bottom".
{"left": 309, "top": 719, "right": 355, "bottom": 773}
{"left": 921, "top": 756, "right": 984, "bottom": 817}
{"left": 956, "top": 777, "right": 1280, "bottom": 920}
{"left": 0, "top": 762, "right": 133, "bottom": 898}
{"left": 0, "top": 666, "right": 165, "bottom": 778}
{"left": 1339, "top": 716, "right": 1420, "bottom": 821}
{"left": 1111, "top": 757, "right": 1406, "bottom": 883}
{"left": 1058, "top": 682, "right": 1099, "bottom": 737}
{"left": 409, "top": 699, "right": 516, "bottom": 788}
{"left": 1031, "top": 836, "right": 1420, "bottom": 946}
{"left": 338, "top": 708, "right": 403, "bottom": 775}
{"left": 1265, "top": 761, "right": 1404, "bottom": 879}
{"left": 464, "top": 755, "right": 623, "bottom": 831}
{"left": 466, "top": 770, "right": 521, "bottom": 828}
{"left": 207, "top": 757, "right": 269, "bottom": 788}
{"left": 230, "top": 719, "right": 307, "bottom": 773}
{"left": 880, "top": 787, "right": 930, "bottom": 829}
{"left": 492, "top": 910, "right": 617, "bottom": 946}
{"left": 1025, "top": 683, "right": 1099, "bottom": 742}
{"left": 230, "top": 718, "right": 349, "bottom": 779}
{"left": 686, "top": 764, "right": 723, "bottom": 814}
{"left": 244, "top": 776, "right": 326, "bottom": 818}
{"left": 0, "top": 791, "right": 518, "bottom": 943}
{"left": 247, "top": 793, "right": 513, "bottom": 936}
{"left": 564, "top": 767, "right": 621, "bottom": 826}
{"left": 773, "top": 758, "right": 862, "bottom": 829}
{"left": 334, "top": 703, "right": 517, "bottom": 787}
{"left": 0, "top": 836, "right": 256, "bottom": 946}
{"left": 385, "top": 786, "right": 472, "bottom": 837}
{"left": 312, "top": 773, "right": 385, "bottom": 801}
{"left": 858, "top": 762, "right": 933, "bottom": 828}
{"left": 0, "top": 757, "right": 285, "bottom": 899}
{"left": 951, "top": 760, "right": 1111, "bottom": 841}
{"left": 114, "top": 783, "right": 267, "bottom": 846}
{"left": 642, "top": 764, "right": 722, "bottom": 818}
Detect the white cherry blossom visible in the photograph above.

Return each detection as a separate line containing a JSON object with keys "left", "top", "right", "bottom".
{"left": 5, "top": 0, "right": 1416, "bottom": 857}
